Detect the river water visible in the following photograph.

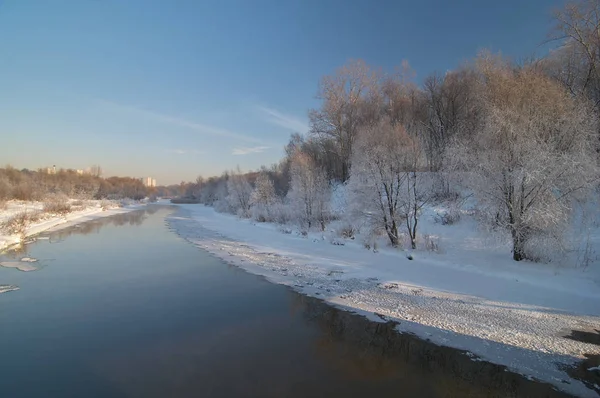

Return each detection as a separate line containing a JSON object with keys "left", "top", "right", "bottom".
{"left": 0, "top": 206, "right": 572, "bottom": 397}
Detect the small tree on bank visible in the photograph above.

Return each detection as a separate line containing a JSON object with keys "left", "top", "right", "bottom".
{"left": 250, "top": 172, "right": 278, "bottom": 221}
{"left": 287, "top": 151, "right": 330, "bottom": 231}
{"left": 226, "top": 167, "right": 252, "bottom": 217}
{"left": 349, "top": 118, "right": 429, "bottom": 248}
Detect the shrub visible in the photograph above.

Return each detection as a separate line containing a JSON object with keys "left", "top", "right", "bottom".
{"left": 0, "top": 211, "right": 42, "bottom": 237}
{"left": 278, "top": 226, "right": 293, "bottom": 234}
{"left": 330, "top": 236, "right": 345, "bottom": 246}
{"left": 271, "top": 202, "right": 292, "bottom": 225}
{"left": 43, "top": 194, "right": 71, "bottom": 215}
{"left": 0, "top": 176, "right": 11, "bottom": 200}
{"left": 100, "top": 200, "right": 114, "bottom": 211}
{"left": 338, "top": 224, "right": 356, "bottom": 239}
{"left": 434, "top": 207, "right": 461, "bottom": 225}
{"left": 421, "top": 234, "right": 440, "bottom": 252}
{"left": 12, "top": 181, "right": 36, "bottom": 201}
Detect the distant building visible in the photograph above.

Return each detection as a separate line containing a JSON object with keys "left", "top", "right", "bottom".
{"left": 46, "top": 165, "right": 57, "bottom": 175}
{"left": 142, "top": 177, "right": 156, "bottom": 188}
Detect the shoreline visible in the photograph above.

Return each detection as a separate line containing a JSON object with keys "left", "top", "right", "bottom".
{"left": 0, "top": 203, "right": 146, "bottom": 253}
{"left": 168, "top": 204, "right": 600, "bottom": 398}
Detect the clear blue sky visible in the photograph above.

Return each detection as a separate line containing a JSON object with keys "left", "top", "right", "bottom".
{"left": 0, "top": 0, "right": 564, "bottom": 185}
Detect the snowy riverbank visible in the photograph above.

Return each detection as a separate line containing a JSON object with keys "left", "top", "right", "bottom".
{"left": 0, "top": 200, "right": 145, "bottom": 252}
{"left": 170, "top": 204, "right": 600, "bottom": 397}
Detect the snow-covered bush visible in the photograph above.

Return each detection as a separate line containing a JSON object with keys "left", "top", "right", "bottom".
{"left": 421, "top": 234, "right": 440, "bottom": 252}
{"left": 250, "top": 172, "right": 278, "bottom": 222}
{"left": 330, "top": 236, "right": 345, "bottom": 246}
{"left": 435, "top": 207, "right": 461, "bottom": 225}
{"left": 1, "top": 211, "right": 42, "bottom": 237}
{"left": 337, "top": 224, "right": 356, "bottom": 239}
{"left": 43, "top": 194, "right": 71, "bottom": 215}
{"left": 226, "top": 168, "right": 253, "bottom": 217}
{"left": 330, "top": 183, "right": 348, "bottom": 220}
{"left": 287, "top": 151, "right": 331, "bottom": 231}
{"left": 270, "top": 202, "right": 293, "bottom": 225}
{"left": 213, "top": 198, "right": 233, "bottom": 214}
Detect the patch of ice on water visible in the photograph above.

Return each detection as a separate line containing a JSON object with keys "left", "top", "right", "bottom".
{"left": 0, "top": 261, "right": 39, "bottom": 272}
{"left": 0, "top": 284, "right": 19, "bottom": 294}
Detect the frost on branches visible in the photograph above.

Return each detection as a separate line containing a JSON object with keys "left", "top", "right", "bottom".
{"left": 451, "top": 58, "right": 599, "bottom": 261}
{"left": 287, "top": 151, "right": 330, "bottom": 231}
{"left": 226, "top": 168, "right": 253, "bottom": 218}
{"left": 348, "top": 118, "right": 430, "bottom": 248}
{"left": 250, "top": 172, "right": 278, "bottom": 222}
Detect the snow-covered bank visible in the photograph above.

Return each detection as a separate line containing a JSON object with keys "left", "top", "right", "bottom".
{"left": 169, "top": 204, "right": 600, "bottom": 397}
{"left": 0, "top": 200, "right": 145, "bottom": 252}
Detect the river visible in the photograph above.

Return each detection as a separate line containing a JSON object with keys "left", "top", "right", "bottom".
{"left": 0, "top": 206, "right": 573, "bottom": 397}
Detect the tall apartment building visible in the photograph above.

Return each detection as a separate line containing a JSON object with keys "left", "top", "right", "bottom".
{"left": 142, "top": 177, "right": 156, "bottom": 187}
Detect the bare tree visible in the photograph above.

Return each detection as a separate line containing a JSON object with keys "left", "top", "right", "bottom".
{"left": 551, "top": 0, "right": 600, "bottom": 143}
{"left": 454, "top": 56, "right": 599, "bottom": 261}
{"left": 309, "top": 60, "right": 378, "bottom": 182}
{"left": 422, "top": 67, "right": 481, "bottom": 172}
{"left": 349, "top": 118, "right": 427, "bottom": 248}
{"left": 250, "top": 172, "right": 278, "bottom": 221}
{"left": 287, "top": 151, "right": 330, "bottom": 231}
{"left": 226, "top": 167, "right": 253, "bottom": 217}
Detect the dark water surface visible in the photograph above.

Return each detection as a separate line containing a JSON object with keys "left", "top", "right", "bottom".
{"left": 0, "top": 206, "right": 572, "bottom": 397}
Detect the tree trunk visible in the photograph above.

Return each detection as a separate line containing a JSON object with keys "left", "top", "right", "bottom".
{"left": 511, "top": 228, "right": 525, "bottom": 261}
{"left": 387, "top": 223, "right": 399, "bottom": 247}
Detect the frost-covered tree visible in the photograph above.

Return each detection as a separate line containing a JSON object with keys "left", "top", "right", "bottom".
{"left": 226, "top": 167, "right": 252, "bottom": 217}
{"left": 287, "top": 151, "right": 330, "bottom": 231}
{"left": 551, "top": 0, "right": 600, "bottom": 117}
{"left": 250, "top": 172, "right": 278, "bottom": 221}
{"left": 349, "top": 118, "right": 428, "bottom": 248}
{"left": 453, "top": 56, "right": 599, "bottom": 261}
{"left": 309, "top": 60, "right": 379, "bottom": 182}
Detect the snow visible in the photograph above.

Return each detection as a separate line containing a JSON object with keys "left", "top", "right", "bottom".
{"left": 169, "top": 203, "right": 600, "bottom": 398}
{"left": 0, "top": 200, "right": 145, "bottom": 252}
{"left": 0, "top": 284, "right": 19, "bottom": 294}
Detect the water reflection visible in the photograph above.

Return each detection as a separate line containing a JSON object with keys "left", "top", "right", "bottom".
{"left": 0, "top": 206, "right": 165, "bottom": 259}
{"left": 93, "top": 289, "right": 571, "bottom": 398}
{"left": 291, "top": 294, "right": 570, "bottom": 398}
{"left": 46, "top": 207, "right": 159, "bottom": 243}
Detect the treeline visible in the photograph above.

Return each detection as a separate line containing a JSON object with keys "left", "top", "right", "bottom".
{"left": 0, "top": 166, "right": 152, "bottom": 201}
{"left": 182, "top": 0, "right": 600, "bottom": 262}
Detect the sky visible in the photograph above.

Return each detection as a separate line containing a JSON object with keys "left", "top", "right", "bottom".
{"left": 0, "top": 0, "right": 565, "bottom": 185}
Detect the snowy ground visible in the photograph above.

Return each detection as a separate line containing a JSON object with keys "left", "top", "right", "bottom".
{"left": 0, "top": 199, "right": 145, "bottom": 253}
{"left": 169, "top": 203, "right": 600, "bottom": 397}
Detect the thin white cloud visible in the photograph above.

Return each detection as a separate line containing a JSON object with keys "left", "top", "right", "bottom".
{"left": 232, "top": 146, "right": 270, "bottom": 155}
{"left": 166, "top": 149, "right": 204, "bottom": 155}
{"left": 256, "top": 105, "right": 309, "bottom": 133}
{"left": 98, "top": 99, "right": 264, "bottom": 144}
